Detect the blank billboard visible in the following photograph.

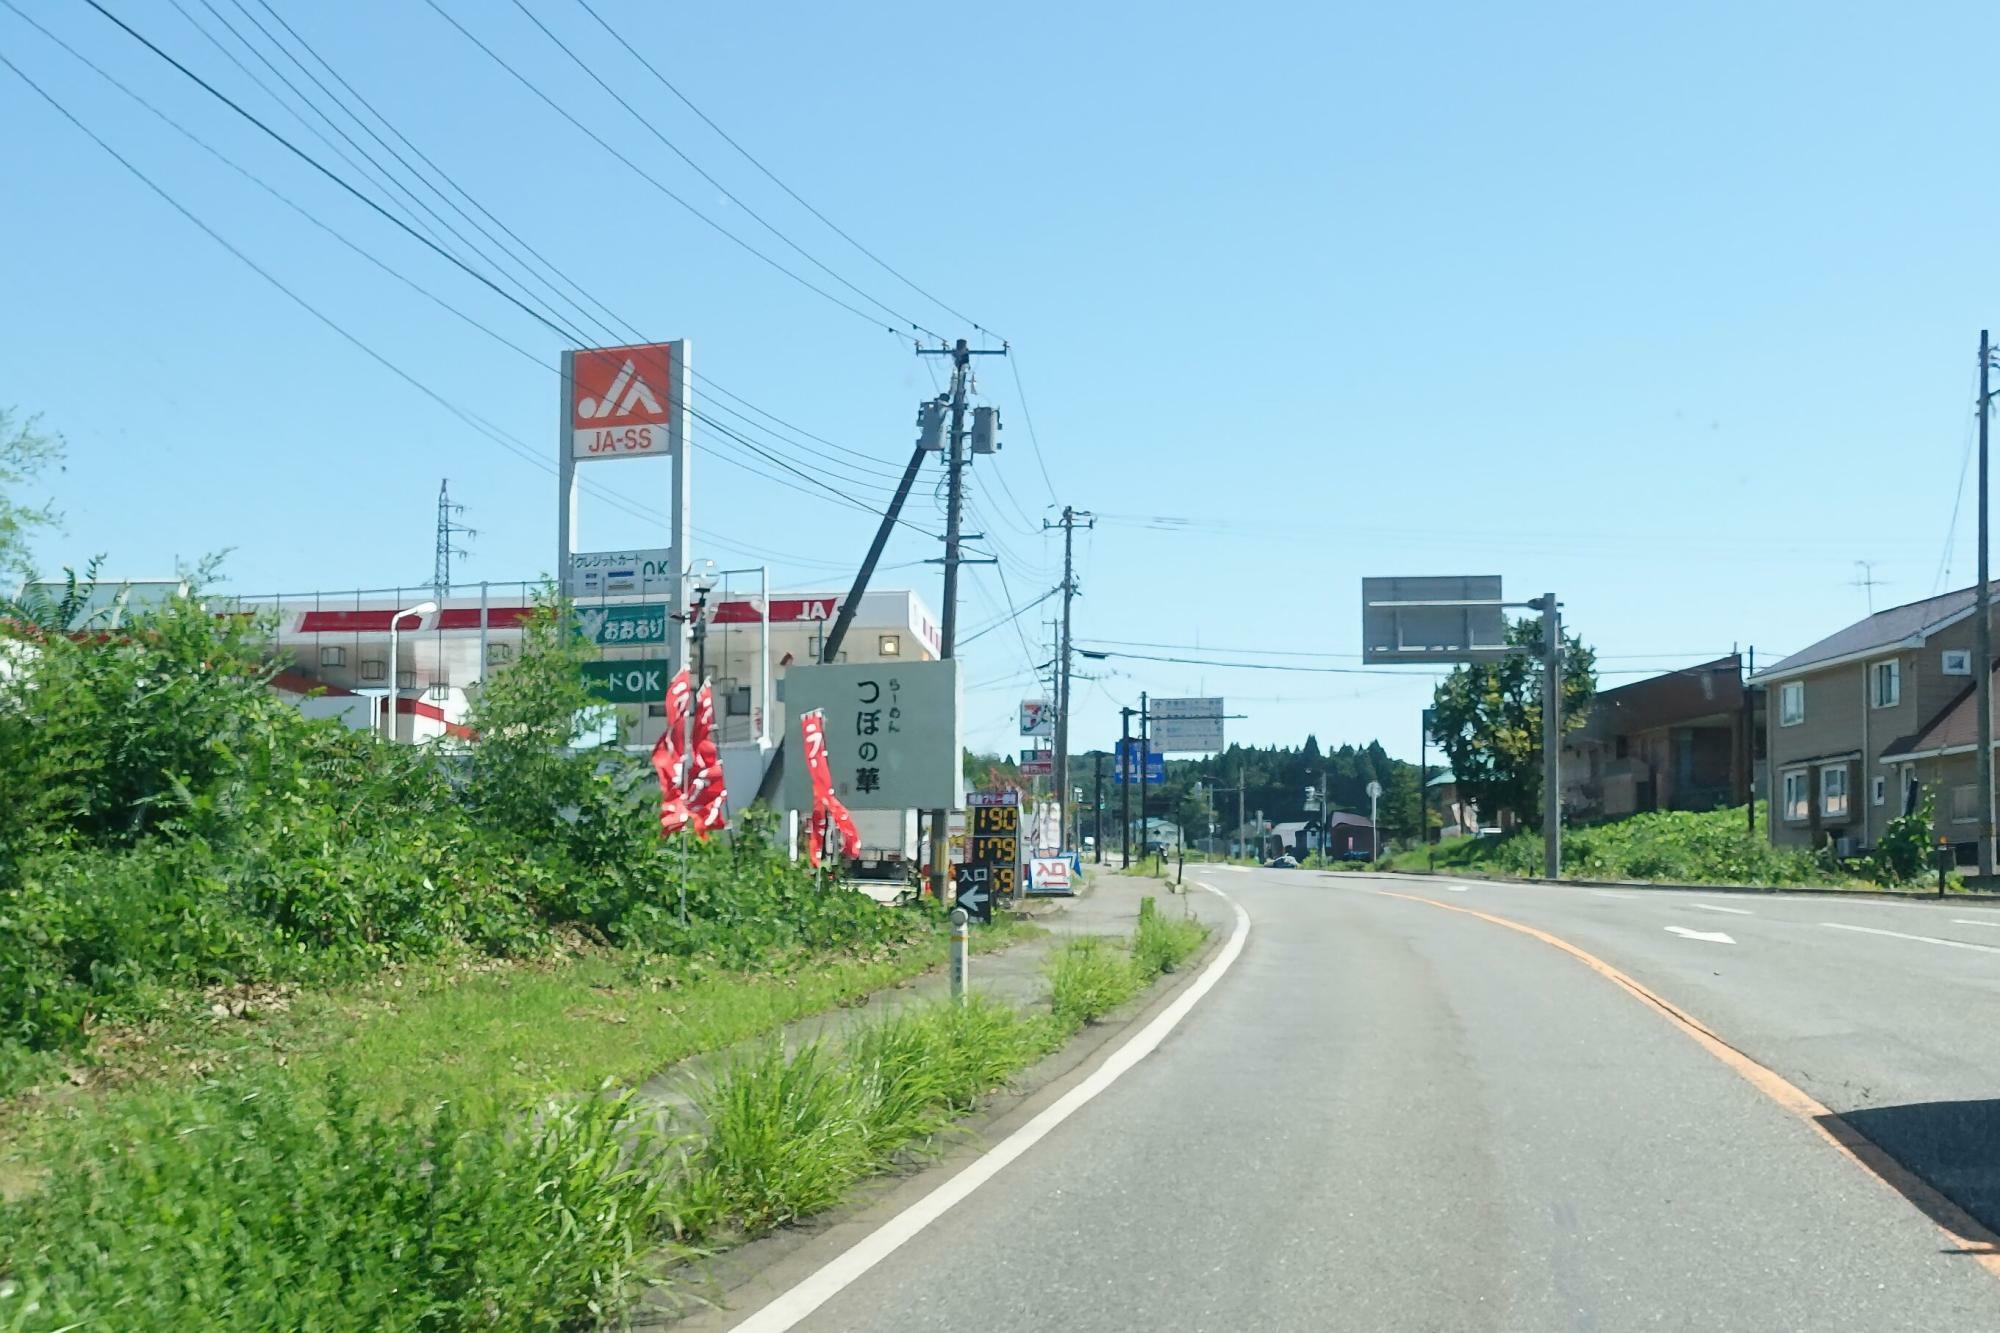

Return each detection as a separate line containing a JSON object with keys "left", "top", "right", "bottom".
{"left": 1361, "top": 576, "right": 1511, "bottom": 664}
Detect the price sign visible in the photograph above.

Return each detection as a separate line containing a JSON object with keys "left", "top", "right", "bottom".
{"left": 963, "top": 790, "right": 1021, "bottom": 912}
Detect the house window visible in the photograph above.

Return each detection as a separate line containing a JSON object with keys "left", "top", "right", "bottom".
{"left": 1820, "top": 764, "right": 1850, "bottom": 819}
{"left": 319, "top": 645, "right": 346, "bottom": 667}
{"left": 1943, "top": 649, "right": 1972, "bottom": 676}
{"left": 487, "top": 643, "right": 513, "bottom": 665}
{"left": 1869, "top": 659, "right": 1900, "bottom": 709}
{"left": 878, "top": 634, "right": 901, "bottom": 657}
{"left": 1954, "top": 784, "right": 1982, "bottom": 823}
{"left": 427, "top": 683, "right": 450, "bottom": 702}
{"left": 359, "top": 658, "right": 386, "bottom": 682}
{"left": 1872, "top": 775, "right": 1886, "bottom": 807}
{"left": 1779, "top": 681, "right": 1804, "bottom": 726}
{"left": 1781, "top": 769, "right": 1810, "bottom": 823}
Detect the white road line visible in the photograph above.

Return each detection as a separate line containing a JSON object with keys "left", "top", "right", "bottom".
{"left": 1590, "top": 890, "right": 1637, "bottom": 899}
{"left": 1213, "top": 865, "right": 1251, "bottom": 874}
{"left": 1665, "top": 926, "right": 1736, "bottom": 944}
{"left": 732, "top": 883, "right": 1252, "bottom": 1333}
{"left": 1951, "top": 918, "right": 2000, "bottom": 930}
{"left": 1690, "top": 903, "right": 1754, "bottom": 916}
{"left": 1443, "top": 884, "right": 1471, "bottom": 893}
{"left": 1821, "top": 922, "right": 2000, "bottom": 954}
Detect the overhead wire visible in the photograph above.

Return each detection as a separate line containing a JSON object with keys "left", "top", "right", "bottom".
{"left": 418, "top": 0, "right": 918, "bottom": 337}
{"left": 568, "top": 0, "right": 990, "bottom": 337}
{"left": 503, "top": 0, "right": 940, "bottom": 340}
{"left": 69, "top": 0, "right": 930, "bottom": 528}
{"left": 0, "top": 35, "right": 912, "bottom": 576}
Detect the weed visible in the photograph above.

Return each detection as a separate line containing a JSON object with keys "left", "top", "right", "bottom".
{"left": 1134, "top": 910, "right": 1207, "bottom": 977}
{"left": 1046, "top": 936, "right": 1143, "bottom": 1030}
{"left": 0, "top": 1072, "right": 674, "bottom": 1330}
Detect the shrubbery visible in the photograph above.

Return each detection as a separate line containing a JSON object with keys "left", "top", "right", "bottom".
{"left": 0, "top": 580, "right": 912, "bottom": 1064}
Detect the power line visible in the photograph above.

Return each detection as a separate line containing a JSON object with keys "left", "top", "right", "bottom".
{"left": 960, "top": 583, "right": 1059, "bottom": 646}
{"left": 418, "top": 0, "right": 913, "bottom": 336}
{"left": 504, "top": 0, "right": 938, "bottom": 340}
{"left": 80, "top": 0, "right": 914, "bottom": 492}
{"left": 0, "top": 47, "right": 920, "bottom": 578}
{"left": 1004, "top": 352, "right": 1059, "bottom": 504}
{"left": 568, "top": 0, "right": 990, "bottom": 337}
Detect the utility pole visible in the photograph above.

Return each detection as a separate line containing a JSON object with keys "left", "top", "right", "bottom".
{"left": 1981, "top": 329, "right": 1996, "bottom": 879}
{"left": 915, "top": 338, "right": 1006, "bottom": 908}
{"left": 689, "top": 583, "right": 713, "bottom": 683}
{"left": 1094, "top": 751, "right": 1105, "bottom": 864}
{"left": 1536, "top": 593, "right": 1563, "bottom": 879}
{"left": 432, "top": 479, "right": 475, "bottom": 600}
{"left": 1238, "top": 768, "right": 1246, "bottom": 861}
{"left": 1047, "top": 506, "right": 1094, "bottom": 852}
{"left": 1743, "top": 647, "right": 1756, "bottom": 837}
{"left": 1421, "top": 708, "right": 1433, "bottom": 872}
{"left": 1120, "top": 707, "right": 1136, "bottom": 867}
{"left": 1138, "top": 691, "right": 1150, "bottom": 862}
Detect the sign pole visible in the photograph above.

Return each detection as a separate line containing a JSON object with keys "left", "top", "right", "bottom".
{"left": 949, "top": 908, "right": 969, "bottom": 1002}
{"left": 1539, "top": 592, "right": 1563, "bottom": 879}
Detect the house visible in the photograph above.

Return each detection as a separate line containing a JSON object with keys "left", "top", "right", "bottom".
{"left": 1752, "top": 583, "right": 1996, "bottom": 858}
{"left": 1426, "top": 771, "right": 1480, "bottom": 840}
{"left": 1562, "top": 655, "right": 1757, "bottom": 822}
{"left": 1137, "top": 816, "right": 1182, "bottom": 851}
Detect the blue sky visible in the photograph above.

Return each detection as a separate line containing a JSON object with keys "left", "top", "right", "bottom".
{"left": 4, "top": 0, "right": 1997, "bottom": 763}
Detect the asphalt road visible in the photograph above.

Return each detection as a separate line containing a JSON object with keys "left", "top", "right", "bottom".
{"left": 726, "top": 869, "right": 2000, "bottom": 1331}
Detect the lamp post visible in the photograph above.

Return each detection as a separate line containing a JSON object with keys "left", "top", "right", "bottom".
{"left": 383, "top": 598, "right": 438, "bottom": 741}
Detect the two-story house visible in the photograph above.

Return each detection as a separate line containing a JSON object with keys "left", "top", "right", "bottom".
{"left": 1753, "top": 584, "right": 1995, "bottom": 857}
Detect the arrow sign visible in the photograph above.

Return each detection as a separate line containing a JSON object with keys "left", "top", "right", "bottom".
{"left": 1665, "top": 926, "right": 1735, "bottom": 944}
{"left": 953, "top": 865, "right": 993, "bottom": 923}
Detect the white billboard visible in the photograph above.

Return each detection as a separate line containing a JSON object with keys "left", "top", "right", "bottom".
{"left": 780, "top": 660, "right": 963, "bottom": 811}
{"left": 569, "top": 548, "right": 675, "bottom": 599}
{"left": 1151, "top": 696, "right": 1225, "bottom": 753}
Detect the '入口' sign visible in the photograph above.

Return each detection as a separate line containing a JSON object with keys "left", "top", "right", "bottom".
{"left": 780, "top": 660, "right": 961, "bottom": 812}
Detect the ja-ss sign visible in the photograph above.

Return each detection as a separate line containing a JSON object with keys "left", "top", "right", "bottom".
{"left": 570, "top": 343, "right": 678, "bottom": 460}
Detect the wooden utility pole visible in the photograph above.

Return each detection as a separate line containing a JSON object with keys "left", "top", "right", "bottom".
{"left": 1046, "top": 505, "right": 1093, "bottom": 852}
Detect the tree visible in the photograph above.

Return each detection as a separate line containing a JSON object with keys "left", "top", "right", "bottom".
{"left": 0, "top": 409, "right": 60, "bottom": 583}
{"left": 1428, "top": 617, "right": 1597, "bottom": 832}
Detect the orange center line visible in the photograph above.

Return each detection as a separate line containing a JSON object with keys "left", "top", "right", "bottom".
{"left": 1375, "top": 888, "right": 2000, "bottom": 1280}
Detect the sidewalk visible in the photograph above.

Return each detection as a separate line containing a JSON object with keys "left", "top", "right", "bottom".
{"left": 631, "top": 871, "right": 1221, "bottom": 1120}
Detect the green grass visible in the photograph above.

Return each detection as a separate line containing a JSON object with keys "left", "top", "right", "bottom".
{"left": 670, "top": 998, "right": 1059, "bottom": 1242}
{"left": 1046, "top": 899, "right": 1212, "bottom": 1030}
{"left": 0, "top": 1074, "right": 677, "bottom": 1331}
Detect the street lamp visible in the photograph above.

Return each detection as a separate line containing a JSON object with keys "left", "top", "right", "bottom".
{"left": 383, "top": 599, "right": 437, "bottom": 741}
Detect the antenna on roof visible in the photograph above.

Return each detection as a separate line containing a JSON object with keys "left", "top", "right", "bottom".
{"left": 1851, "top": 560, "right": 1888, "bottom": 614}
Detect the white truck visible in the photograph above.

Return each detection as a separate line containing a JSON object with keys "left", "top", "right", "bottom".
{"left": 845, "top": 808, "right": 921, "bottom": 884}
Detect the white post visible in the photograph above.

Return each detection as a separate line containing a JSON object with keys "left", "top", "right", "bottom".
{"left": 759, "top": 564, "right": 771, "bottom": 747}
{"left": 385, "top": 599, "right": 438, "bottom": 744}
{"left": 949, "top": 907, "right": 969, "bottom": 1003}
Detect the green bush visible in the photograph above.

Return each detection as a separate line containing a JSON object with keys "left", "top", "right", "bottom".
{"left": 1869, "top": 792, "right": 1935, "bottom": 885}
{"left": 1133, "top": 908, "right": 1207, "bottom": 978}
{"left": 0, "top": 1073, "right": 674, "bottom": 1330}
{"left": 1472, "top": 804, "right": 1839, "bottom": 886}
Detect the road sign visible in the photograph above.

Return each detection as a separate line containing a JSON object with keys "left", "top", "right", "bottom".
{"left": 1150, "top": 697, "right": 1225, "bottom": 752}
{"left": 1361, "top": 576, "right": 1509, "bottom": 664}
{"left": 1367, "top": 780, "right": 1383, "bottom": 799}
{"left": 779, "top": 661, "right": 963, "bottom": 811}
{"left": 965, "top": 794, "right": 1021, "bottom": 910}
{"left": 1029, "top": 856, "right": 1073, "bottom": 895}
{"left": 1113, "top": 739, "right": 1164, "bottom": 785}
{"left": 582, "top": 658, "right": 672, "bottom": 703}
{"left": 569, "top": 548, "right": 675, "bottom": 599}
{"left": 570, "top": 343, "right": 676, "bottom": 461}
{"left": 576, "top": 602, "right": 669, "bottom": 647}
{"left": 953, "top": 864, "right": 993, "bottom": 922}
{"left": 1019, "top": 748, "right": 1053, "bottom": 777}
{"left": 1019, "top": 699, "right": 1053, "bottom": 737}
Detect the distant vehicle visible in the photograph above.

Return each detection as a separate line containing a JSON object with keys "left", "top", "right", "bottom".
{"left": 1339, "top": 848, "right": 1374, "bottom": 863}
{"left": 1145, "top": 840, "right": 1168, "bottom": 856}
{"left": 1475, "top": 826, "right": 1505, "bottom": 837}
{"left": 1082, "top": 835, "right": 1096, "bottom": 851}
{"left": 1264, "top": 854, "right": 1299, "bottom": 869}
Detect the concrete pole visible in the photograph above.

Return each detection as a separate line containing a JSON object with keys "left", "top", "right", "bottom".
{"left": 1979, "top": 330, "right": 1994, "bottom": 877}
{"left": 948, "top": 907, "right": 969, "bottom": 1003}
{"left": 1541, "top": 593, "right": 1562, "bottom": 879}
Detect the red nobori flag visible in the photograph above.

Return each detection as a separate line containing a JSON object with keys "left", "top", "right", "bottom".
{"left": 798, "top": 708, "right": 858, "bottom": 867}
{"left": 684, "top": 678, "right": 730, "bottom": 838}
{"left": 651, "top": 669, "right": 694, "bottom": 835}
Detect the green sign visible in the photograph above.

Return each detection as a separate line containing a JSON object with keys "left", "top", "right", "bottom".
{"left": 577, "top": 602, "right": 669, "bottom": 647}
{"left": 582, "top": 659, "right": 673, "bottom": 704}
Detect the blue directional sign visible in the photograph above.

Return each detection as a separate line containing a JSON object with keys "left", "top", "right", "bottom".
{"left": 1112, "top": 740, "right": 1164, "bottom": 785}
